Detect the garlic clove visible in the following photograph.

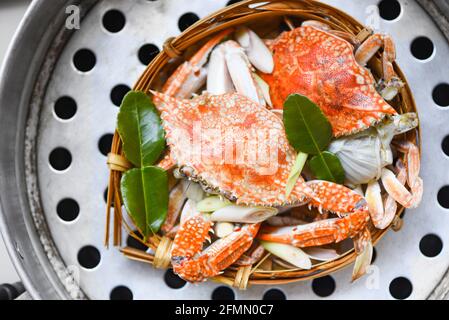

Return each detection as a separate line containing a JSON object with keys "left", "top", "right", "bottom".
{"left": 214, "top": 222, "right": 235, "bottom": 238}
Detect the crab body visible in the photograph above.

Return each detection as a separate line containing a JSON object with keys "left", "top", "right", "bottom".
{"left": 152, "top": 91, "right": 315, "bottom": 207}
{"left": 262, "top": 26, "right": 397, "bottom": 136}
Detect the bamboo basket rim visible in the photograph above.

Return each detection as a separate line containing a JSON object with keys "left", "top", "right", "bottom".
{"left": 105, "top": 0, "right": 421, "bottom": 289}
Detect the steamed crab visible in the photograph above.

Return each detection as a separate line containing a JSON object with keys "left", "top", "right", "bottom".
{"left": 153, "top": 91, "right": 371, "bottom": 282}
{"left": 148, "top": 22, "right": 422, "bottom": 283}
{"left": 259, "top": 20, "right": 422, "bottom": 232}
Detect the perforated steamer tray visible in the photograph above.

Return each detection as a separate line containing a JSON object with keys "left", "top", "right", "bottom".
{"left": 1, "top": 0, "right": 449, "bottom": 300}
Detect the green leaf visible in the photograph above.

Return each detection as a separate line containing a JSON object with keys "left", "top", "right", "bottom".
{"left": 309, "top": 151, "right": 345, "bottom": 184}
{"left": 283, "top": 94, "right": 332, "bottom": 155}
{"left": 285, "top": 152, "right": 308, "bottom": 197}
{"left": 121, "top": 166, "right": 168, "bottom": 235}
{"left": 117, "top": 91, "right": 165, "bottom": 167}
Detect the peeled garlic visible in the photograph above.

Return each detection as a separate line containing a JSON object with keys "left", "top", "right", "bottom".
{"left": 185, "top": 181, "right": 205, "bottom": 202}
{"left": 329, "top": 113, "right": 418, "bottom": 186}
{"left": 214, "top": 222, "right": 235, "bottom": 238}
{"left": 329, "top": 132, "right": 382, "bottom": 185}
{"left": 210, "top": 205, "right": 278, "bottom": 223}
{"left": 180, "top": 199, "right": 198, "bottom": 223}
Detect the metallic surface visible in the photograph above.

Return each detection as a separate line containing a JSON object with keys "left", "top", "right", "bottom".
{"left": 0, "top": 0, "right": 449, "bottom": 299}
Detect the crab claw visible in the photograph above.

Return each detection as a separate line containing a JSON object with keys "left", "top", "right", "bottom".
{"left": 206, "top": 42, "right": 234, "bottom": 95}
{"left": 258, "top": 181, "right": 370, "bottom": 247}
{"left": 235, "top": 27, "right": 274, "bottom": 74}
{"left": 258, "top": 181, "right": 372, "bottom": 280}
{"left": 207, "top": 40, "right": 264, "bottom": 105}
{"left": 365, "top": 159, "right": 408, "bottom": 230}
{"left": 171, "top": 211, "right": 260, "bottom": 282}
{"left": 381, "top": 167, "right": 417, "bottom": 208}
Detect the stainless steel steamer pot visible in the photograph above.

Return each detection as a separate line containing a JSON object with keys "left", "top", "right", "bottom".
{"left": 1, "top": 0, "right": 449, "bottom": 299}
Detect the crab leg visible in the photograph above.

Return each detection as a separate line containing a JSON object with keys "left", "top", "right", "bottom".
{"left": 301, "top": 20, "right": 332, "bottom": 31}
{"left": 394, "top": 140, "right": 422, "bottom": 197}
{"left": 258, "top": 181, "right": 370, "bottom": 247}
{"left": 234, "top": 243, "right": 265, "bottom": 266}
{"left": 355, "top": 34, "right": 394, "bottom": 75}
{"left": 207, "top": 40, "right": 264, "bottom": 105}
{"left": 355, "top": 33, "right": 404, "bottom": 100}
{"left": 267, "top": 215, "right": 307, "bottom": 227}
{"left": 381, "top": 141, "right": 423, "bottom": 209}
{"left": 160, "top": 29, "right": 232, "bottom": 99}
{"left": 206, "top": 43, "right": 234, "bottom": 95}
{"left": 235, "top": 27, "right": 274, "bottom": 74}
{"left": 365, "top": 159, "right": 408, "bottom": 229}
{"left": 301, "top": 20, "right": 359, "bottom": 45}
{"left": 161, "top": 181, "right": 188, "bottom": 234}
{"left": 171, "top": 211, "right": 260, "bottom": 282}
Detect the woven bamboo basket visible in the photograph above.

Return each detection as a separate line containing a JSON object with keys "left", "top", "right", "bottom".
{"left": 105, "top": 0, "right": 420, "bottom": 289}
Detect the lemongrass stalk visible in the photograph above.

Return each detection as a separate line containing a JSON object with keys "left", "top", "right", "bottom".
{"left": 285, "top": 152, "right": 308, "bottom": 197}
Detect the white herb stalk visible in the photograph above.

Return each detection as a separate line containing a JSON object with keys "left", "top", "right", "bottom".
{"left": 260, "top": 241, "right": 312, "bottom": 269}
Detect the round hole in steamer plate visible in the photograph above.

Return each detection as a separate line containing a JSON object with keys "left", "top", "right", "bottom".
{"left": 77, "top": 245, "right": 101, "bottom": 269}
{"left": 433, "top": 83, "right": 449, "bottom": 107}
{"left": 262, "top": 288, "right": 286, "bottom": 300}
{"left": 110, "top": 285, "right": 133, "bottom": 300}
{"left": 410, "top": 36, "right": 435, "bottom": 61}
{"left": 178, "top": 12, "right": 200, "bottom": 32}
{"left": 98, "top": 133, "right": 114, "bottom": 156}
{"left": 103, "top": 187, "right": 114, "bottom": 207}
{"left": 138, "top": 44, "right": 160, "bottom": 65}
{"left": 164, "top": 269, "right": 187, "bottom": 289}
{"left": 54, "top": 96, "right": 77, "bottom": 120}
{"left": 378, "top": 0, "right": 402, "bottom": 21}
{"left": 437, "top": 186, "right": 449, "bottom": 209}
{"left": 73, "top": 48, "right": 96, "bottom": 72}
{"left": 226, "top": 0, "right": 244, "bottom": 5}
{"left": 56, "top": 198, "right": 80, "bottom": 222}
{"left": 110, "top": 84, "right": 131, "bottom": 107}
{"left": 102, "top": 9, "right": 126, "bottom": 33}
{"left": 211, "top": 286, "right": 235, "bottom": 300}
{"left": 49, "top": 147, "right": 72, "bottom": 171}
{"left": 419, "top": 234, "right": 443, "bottom": 258}
{"left": 389, "top": 277, "right": 413, "bottom": 300}
{"left": 371, "top": 247, "right": 377, "bottom": 264}
{"left": 311, "top": 275, "right": 336, "bottom": 297}
{"left": 442, "top": 135, "right": 449, "bottom": 157}
{"left": 126, "top": 232, "right": 148, "bottom": 251}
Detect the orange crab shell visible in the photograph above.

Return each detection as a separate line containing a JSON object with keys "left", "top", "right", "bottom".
{"left": 151, "top": 91, "right": 316, "bottom": 207}
{"left": 262, "top": 26, "right": 397, "bottom": 137}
